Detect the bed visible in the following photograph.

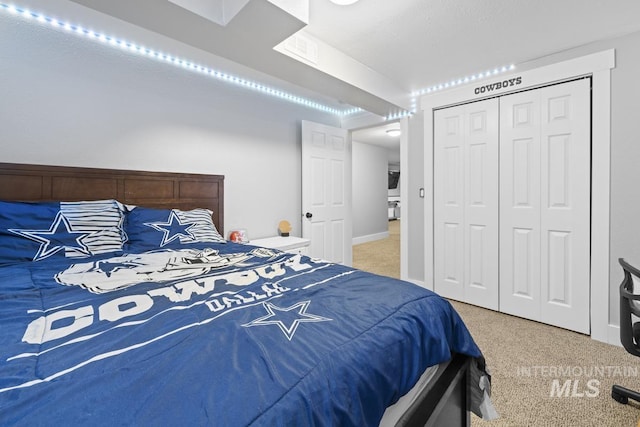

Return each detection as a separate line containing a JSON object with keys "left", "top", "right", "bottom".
{"left": 0, "top": 162, "right": 495, "bottom": 426}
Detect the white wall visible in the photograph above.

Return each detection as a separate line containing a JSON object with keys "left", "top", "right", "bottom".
{"left": 352, "top": 141, "right": 389, "bottom": 244}
{"left": 596, "top": 31, "right": 640, "bottom": 328}
{"left": 0, "top": 3, "right": 340, "bottom": 240}
{"left": 404, "top": 112, "right": 425, "bottom": 283}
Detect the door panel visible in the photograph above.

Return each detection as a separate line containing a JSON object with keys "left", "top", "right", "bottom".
{"left": 443, "top": 222, "right": 462, "bottom": 287}
{"left": 302, "top": 121, "right": 352, "bottom": 265}
{"left": 330, "top": 159, "right": 345, "bottom": 205}
{"left": 468, "top": 224, "right": 486, "bottom": 289}
{"left": 500, "top": 92, "right": 542, "bottom": 321}
{"left": 539, "top": 79, "right": 590, "bottom": 334}
{"left": 547, "top": 230, "right": 570, "bottom": 305}
{"left": 311, "top": 156, "right": 325, "bottom": 206}
{"left": 434, "top": 99, "right": 499, "bottom": 309}
{"left": 331, "top": 220, "right": 345, "bottom": 264}
{"left": 464, "top": 101, "right": 499, "bottom": 309}
{"left": 500, "top": 79, "right": 590, "bottom": 334}
{"left": 512, "top": 227, "right": 535, "bottom": 299}
{"left": 435, "top": 107, "right": 466, "bottom": 301}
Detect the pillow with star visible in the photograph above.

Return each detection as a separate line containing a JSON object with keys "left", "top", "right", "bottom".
{"left": 124, "top": 206, "right": 225, "bottom": 252}
{"left": 0, "top": 199, "right": 126, "bottom": 265}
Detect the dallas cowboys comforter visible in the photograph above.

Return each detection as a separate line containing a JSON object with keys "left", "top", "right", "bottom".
{"left": 0, "top": 240, "right": 487, "bottom": 426}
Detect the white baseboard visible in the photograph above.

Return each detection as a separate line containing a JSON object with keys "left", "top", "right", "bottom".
{"left": 352, "top": 231, "right": 389, "bottom": 246}
{"left": 607, "top": 324, "right": 622, "bottom": 347}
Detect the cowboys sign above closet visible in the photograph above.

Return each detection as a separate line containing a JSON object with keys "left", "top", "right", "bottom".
{"left": 434, "top": 78, "right": 590, "bottom": 334}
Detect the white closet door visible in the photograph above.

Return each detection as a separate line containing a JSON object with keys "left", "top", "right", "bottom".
{"left": 499, "top": 91, "right": 542, "bottom": 321}
{"left": 464, "top": 102, "right": 499, "bottom": 309}
{"left": 539, "top": 80, "right": 590, "bottom": 333}
{"left": 434, "top": 105, "right": 465, "bottom": 301}
{"left": 434, "top": 99, "right": 499, "bottom": 309}
{"left": 500, "top": 79, "right": 591, "bottom": 333}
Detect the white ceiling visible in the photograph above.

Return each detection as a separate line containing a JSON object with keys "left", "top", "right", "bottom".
{"left": 306, "top": 0, "right": 640, "bottom": 95}
{"left": 352, "top": 122, "right": 401, "bottom": 163}
{"left": 63, "top": 0, "right": 640, "bottom": 151}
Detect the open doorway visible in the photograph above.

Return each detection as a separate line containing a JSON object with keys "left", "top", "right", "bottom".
{"left": 351, "top": 122, "right": 401, "bottom": 278}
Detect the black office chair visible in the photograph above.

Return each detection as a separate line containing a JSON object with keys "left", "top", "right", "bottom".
{"left": 611, "top": 258, "right": 640, "bottom": 405}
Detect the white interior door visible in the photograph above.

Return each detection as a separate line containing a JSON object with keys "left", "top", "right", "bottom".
{"left": 434, "top": 98, "right": 499, "bottom": 309}
{"left": 301, "top": 120, "right": 352, "bottom": 265}
{"left": 464, "top": 101, "right": 499, "bottom": 310}
{"left": 434, "top": 105, "right": 465, "bottom": 301}
{"left": 500, "top": 79, "right": 591, "bottom": 334}
{"left": 539, "top": 79, "right": 591, "bottom": 333}
{"left": 499, "top": 90, "right": 542, "bottom": 321}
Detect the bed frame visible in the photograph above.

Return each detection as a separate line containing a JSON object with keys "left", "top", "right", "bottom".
{"left": 400, "top": 354, "right": 471, "bottom": 427}
{"left": 0, "top": 162, "right": 473, "bottom": 427}
{"left": 0, "top": 162, "right": 224, "bottom": 234}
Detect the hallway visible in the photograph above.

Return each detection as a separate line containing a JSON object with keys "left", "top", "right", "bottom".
{"left": 352, "top": 220, "right": 400, "bottom": 279}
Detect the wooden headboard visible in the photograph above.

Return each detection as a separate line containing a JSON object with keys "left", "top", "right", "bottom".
{"left": 0, "top": 163, "right": 224, "bottom": 233}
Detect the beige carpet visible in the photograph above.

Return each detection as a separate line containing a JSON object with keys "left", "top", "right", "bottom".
{"left": 353, "top": 219, "right": 401, "bottom": 279}
{"left": 353, "top": 222, "right": 640, "bottom": 427}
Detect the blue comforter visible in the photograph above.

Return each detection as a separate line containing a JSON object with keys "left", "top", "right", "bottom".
{"left": 0, "top": 242, "right": 482, "bottom": 426}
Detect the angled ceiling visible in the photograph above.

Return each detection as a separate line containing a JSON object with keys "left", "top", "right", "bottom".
{"left": 306, "top": 0, "right": 640, "bottom": 96}
{"left": 68, "top": 0, "right": 409, "bottom": 117}
{"left": 49, "top": 0, "right": 638, "bottom": 121}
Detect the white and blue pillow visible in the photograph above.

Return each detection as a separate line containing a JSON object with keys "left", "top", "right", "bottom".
{"left": 124, "top": 206, "right": 224, "bottom": 252}
{"left": 0, "top": 200, "right": 125, "bottom": 264}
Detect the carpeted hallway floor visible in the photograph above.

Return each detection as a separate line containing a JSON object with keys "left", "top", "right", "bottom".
{"left": 353, "top": 219, "right": 401, "bottom": 279}
{"left": 353, "top": 222, "right": 640, "bottom": 426}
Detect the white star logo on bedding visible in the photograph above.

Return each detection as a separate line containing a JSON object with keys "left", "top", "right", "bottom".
{"left": 145, "top": 211, "right": 196, "bottom": 246}
{"left": 243, "top": 300, "right": 332, "bottom": 340}
{"left": 9, "top": 212, "right": 91, "bottom": 261}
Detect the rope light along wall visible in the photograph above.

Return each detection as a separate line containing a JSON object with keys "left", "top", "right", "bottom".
{"left": 396, "top": 64, "right": 516, "bottom": 120}
{"left": 387, "top": 65, "right": 517, "bottom": 121}
{"left": 1, "top": 3, "right": 513, "bottom": 120}
{"left": 411, "top": 64, "right": 516, "bottom": 98}
{"left": 0, "top": 2, "right": 366, "bottom": 116}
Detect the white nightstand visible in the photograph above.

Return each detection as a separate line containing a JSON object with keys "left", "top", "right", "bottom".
{"left": 250, "top": 236, "right": 310, "bottom": 255}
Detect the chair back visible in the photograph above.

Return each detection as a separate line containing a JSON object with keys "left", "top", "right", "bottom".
{"left": 618, "top": 258, "right": 640, "bottom": 357}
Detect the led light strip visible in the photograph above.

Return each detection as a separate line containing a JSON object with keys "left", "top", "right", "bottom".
{"left": 0, "top": 2, "right": 366, "bottom": 116}
{"left": 412, "top": 64, "right": 516, "bottom": 97}
{"left": 386, "top": 111, "right": 412, "bottom": 121}
{"left": 394, "top": 64, "right": 516, "bottom": 119}
{"left": 1, "top": 3, "right": 514, "bottom": 121}
{"left": 390, "top": 66, "right": 517, "bottom": 120}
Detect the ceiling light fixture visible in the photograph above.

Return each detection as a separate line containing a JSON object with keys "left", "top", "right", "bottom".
{"left": 329, "top": 0, "right": 360, "bottom": 5}
{"left": 386, "top": 128, "right": 401, "bottom": 137}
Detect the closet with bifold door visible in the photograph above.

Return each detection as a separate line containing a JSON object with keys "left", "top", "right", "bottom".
{"left": 433, "top": 78, "right": 591, "bottom": 334}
